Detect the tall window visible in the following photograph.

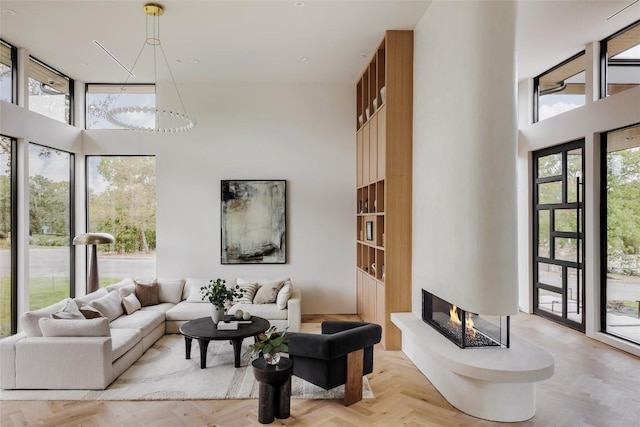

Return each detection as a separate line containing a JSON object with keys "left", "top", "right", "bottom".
{"left": 28, "top": 57, "right": 73, "bottom": 124}
{"left": 86, "top": 84, "right": 156, "bottom": 130}
{"left": 534, "top": 52, "right": 586, "bottom": 122}
{"left": 0, "top": 135, "right": 15, "bottom": 337}
{"left": 602, "top": 124, "right": 640, "bottom": 345}
{"left": 86, "top": 156, "right": 156, "bottom": 284}
{"left": 0, "top": 40, "right": 16, "bottom": 103}
{"left": 29, "top": 143, "right": 74, "bottom": 309}
{"left": 601, "top": 20, "right": 640, "bottom": 97}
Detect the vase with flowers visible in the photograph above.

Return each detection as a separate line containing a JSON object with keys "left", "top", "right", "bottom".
{"left": 200, "top": 278, "right": 242, "bottom": 324}
{"left": 249, "top": 325, "right": 289, "bottom": 365}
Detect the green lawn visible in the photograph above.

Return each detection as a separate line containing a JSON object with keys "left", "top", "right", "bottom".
{"left": 0, "top": 276, "right": 124, "bottom": 337}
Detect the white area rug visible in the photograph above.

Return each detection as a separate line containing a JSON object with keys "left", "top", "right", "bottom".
{"left": 0, "top": 334, "right": 374, "bottom": 401}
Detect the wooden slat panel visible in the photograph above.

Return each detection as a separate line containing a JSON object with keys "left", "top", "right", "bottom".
{"left": 87, "top": 84, "right": 155, "bottom": 94}
{"left": 383, "top": 30, "right": 413, "bottom": 350}
{"left": 369, "top": 114, "right": 377, "bottom": 182}
{"left": 27, "top": 58, "right": 69, "bottom": 94}
{"left": 608, "top": 24, "right": 640, "bottom": 58}
{"left": 0, "top": 43, "right": 11, "bottom": 66}
{"left": 539, "top": 54, "right": 584, "bottom": 90}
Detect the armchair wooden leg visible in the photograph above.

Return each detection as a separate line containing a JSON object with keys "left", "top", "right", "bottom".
{"left": 344, "top": 348, "right": 364, "bottom": 406}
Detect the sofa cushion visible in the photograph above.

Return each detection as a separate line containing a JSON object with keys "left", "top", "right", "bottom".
{"left": 166, "top": 302, "right": 213, "bottom": 321}
{"left": 109, "top": 310, "right": 165, "bottom": 337}
{"left": 122, "top": 293, "right": 142, "bottom": 315}
{"left": 156, "top": 278, "right": 186, "bottom": 304}
{"left": 105, "top": 278, "right": 135, "bottom": 296}
{"left": 140, "top": 302, "right": 175, "bottom": 313}
{"left": 110, "top": 328, "right": 142, "bottom": 362}
{"left": 74, "top": 288, "right": 109, "bottom": 308}
{"left": 276, "top": 280, "right": 293, "bottom": 310}
{"left": 21, "top": 299, "right": 70, "bottom": 337}
{"left": 253, "top": 280, "right": 286, "bottom": 304}
{"left": 51, "top": 298, "right": 85, "bottom": 319}
{"left": 39, "top": 317, "right": 110, "bottom": 337}
{"left": 227, "top": 303, "right": 289, "bottom": 320}
{"left": 183, "top": 278, "right": 211, "bottom": 302}
{"left": 89, "top": 291, "right": 124, "bottom": 322}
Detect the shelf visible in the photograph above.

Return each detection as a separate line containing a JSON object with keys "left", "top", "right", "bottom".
{"left": 355, "top": 30, "right": 413, "bottom": 350}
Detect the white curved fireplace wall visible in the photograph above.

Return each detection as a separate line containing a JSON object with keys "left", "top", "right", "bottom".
{"left": 412, "top": 0, "right": 518, "bottom": 317}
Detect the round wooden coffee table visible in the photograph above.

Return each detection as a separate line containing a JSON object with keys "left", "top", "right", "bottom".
{"left": 179, "top": 316, "right": 270, "bottom": 368}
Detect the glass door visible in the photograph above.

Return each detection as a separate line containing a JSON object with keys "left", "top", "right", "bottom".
{"left": 533, "top": 140, "right": 585, "bottom": 331}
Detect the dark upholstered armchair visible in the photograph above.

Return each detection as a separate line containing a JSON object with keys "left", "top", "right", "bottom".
{"left": 287, "top": 320, "right": 382, "bottom": 405}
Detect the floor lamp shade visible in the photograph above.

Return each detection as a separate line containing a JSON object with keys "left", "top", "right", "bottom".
{"left": 73, "top": 233, "right": 115, "bottom": 293}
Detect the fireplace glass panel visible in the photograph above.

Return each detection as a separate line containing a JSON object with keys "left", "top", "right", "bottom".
{"left": 422, "top": 289, "right": 510, "bottom": 349}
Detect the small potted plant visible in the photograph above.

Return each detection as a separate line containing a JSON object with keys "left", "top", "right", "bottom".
{"left": 200, "top": 278, "right": 242, "bottom": 324}
{"left": 249, "top": 325, "right": 289, "bottom": 365}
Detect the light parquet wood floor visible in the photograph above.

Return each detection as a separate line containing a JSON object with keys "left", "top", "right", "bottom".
{"left": 1, "top": 313, "right": 639, "bottom": 427}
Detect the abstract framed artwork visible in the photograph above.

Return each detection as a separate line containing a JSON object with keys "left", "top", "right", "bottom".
{"left": 221, "top": 180, "right": 286, "bottom": 264}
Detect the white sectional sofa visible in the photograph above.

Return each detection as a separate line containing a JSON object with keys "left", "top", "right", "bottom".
{"left": 0, "top": 277, "right": 301, "bottom": 390}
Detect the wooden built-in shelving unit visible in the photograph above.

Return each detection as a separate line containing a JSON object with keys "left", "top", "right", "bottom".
{"left": 356, "top": 30, "right": 413, "bottom": 350}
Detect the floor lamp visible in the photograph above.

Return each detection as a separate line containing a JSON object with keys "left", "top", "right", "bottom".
{"left": 73, "top": 232, "right": 115, "bottom": 293}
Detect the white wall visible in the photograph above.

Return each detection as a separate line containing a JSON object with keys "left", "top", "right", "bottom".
{"left": 2, "top": 81, "right": 356, "bottom": 317}
{"left": 412, "top": 0, "right": 519, "bottom": 316}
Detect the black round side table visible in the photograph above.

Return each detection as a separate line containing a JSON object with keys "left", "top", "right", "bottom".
{"left": 251, "top": 357, "right": 293, "bottom": 424}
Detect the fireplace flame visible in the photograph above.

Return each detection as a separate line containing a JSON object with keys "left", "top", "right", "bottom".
{"left": 449, "top": 305, "right": 476, "bottom": 340}
{"left": 449, "top": 305, "right": 462, "bottom": 326}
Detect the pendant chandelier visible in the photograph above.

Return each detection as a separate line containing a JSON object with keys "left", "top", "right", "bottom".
{"left": 105, "top": 3, "right": 196, "bottom": 133}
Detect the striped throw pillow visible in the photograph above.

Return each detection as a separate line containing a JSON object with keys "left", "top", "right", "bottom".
{"left": 236, "top": 283, "right": 260, "bottom": 304}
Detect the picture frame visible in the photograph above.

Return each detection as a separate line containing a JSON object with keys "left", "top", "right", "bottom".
{"left": 221, "top": 180, "right": 286, "bottom": 264}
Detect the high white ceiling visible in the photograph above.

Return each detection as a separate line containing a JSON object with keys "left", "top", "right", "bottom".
{"left": 0, "top": 0, "right": 638, "bottom": 85}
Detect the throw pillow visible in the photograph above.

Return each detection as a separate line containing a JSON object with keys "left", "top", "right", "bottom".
{"left": 184, "top": 278, "right": 212, "bottom": 302}
{"left": 135, "top": 280, "right": 160, "bottom": 306}
{"left": 73, "top": 288, "right": 109, "bottom": 308}
{"left": 235, "top": 282, "right": 260, "bottom": 304}
{"left": 156, "top": 278, "right": 185, "bottom": 304}
{"left": 105, "top": 278, "right": 135, "bottom": 294}
{"left": 116, "top": 284, "right": 136, "bottom": 298}
{"left": 253, "top": 280, "right": 286, "bottom": 304}
{"left": 51, "top": 298, "right": 85, "bottom": 319}
{"left": 21, "top": 299, "right": 70, "bottom": 337}
{"left": 122, "top": 293, "right": 142, "bottom": 315}
{"left": 183, "top": 278, "right": 211, "bottom": 300}
{"left": 79, "top": 305, "right": 103, "bottom": 319}
{"left": 39, "top": 317, "right": 110, "bottom": 337}
{"left": 276, "top": 280, "right": 293, "bottom": 310}
{"left": 89, "top": 290, "right": 124, "bottom": 322}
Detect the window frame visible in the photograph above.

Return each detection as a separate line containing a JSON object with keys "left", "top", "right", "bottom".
{"left": 85, "top": 83, "right": 156, "bottom": 130}
{"left": 27, "top": 142, "right": 76, "bottom": 307}
{"left": 84, "top": 155, "right": 157, "bottom": 287}
{"left": 533, "top": 51, "right": 586, "bottom": 123}
{"left": 0, "top": 135, "right": 18, "bottom": 336}
{"left": 599, "top": 123, "right": 640, "bottom": 345}
{"left": 600, "top": 19, "right": 640, "bottom": 99}
{"left": 0, "top": 39, "right": 17, "bottom": 104}
{"left": 27, "top": 56, "right": 74, "bottom": 125}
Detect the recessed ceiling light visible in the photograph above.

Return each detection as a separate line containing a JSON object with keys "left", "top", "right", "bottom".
{"left": 361, "top": 54, "right": 367, "bottom": 59}
{"left": 3, "top": 9, "right": 17, "bottom": 15}
{"left": 294, "top": 2, "right": 305, "bottom": 7}
{"left": 175, "top": 59, "right": 183, "bottom": 63}
{"left": 298, "top": 56, "right": 308, "bottom": 61}
{"left": 191, "top": 59, "right": 199, "bottom": 64}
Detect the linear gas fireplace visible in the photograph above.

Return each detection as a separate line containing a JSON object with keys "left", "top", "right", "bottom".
{"left": 422, "top": 289, "right": 510, "bottom": 349}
